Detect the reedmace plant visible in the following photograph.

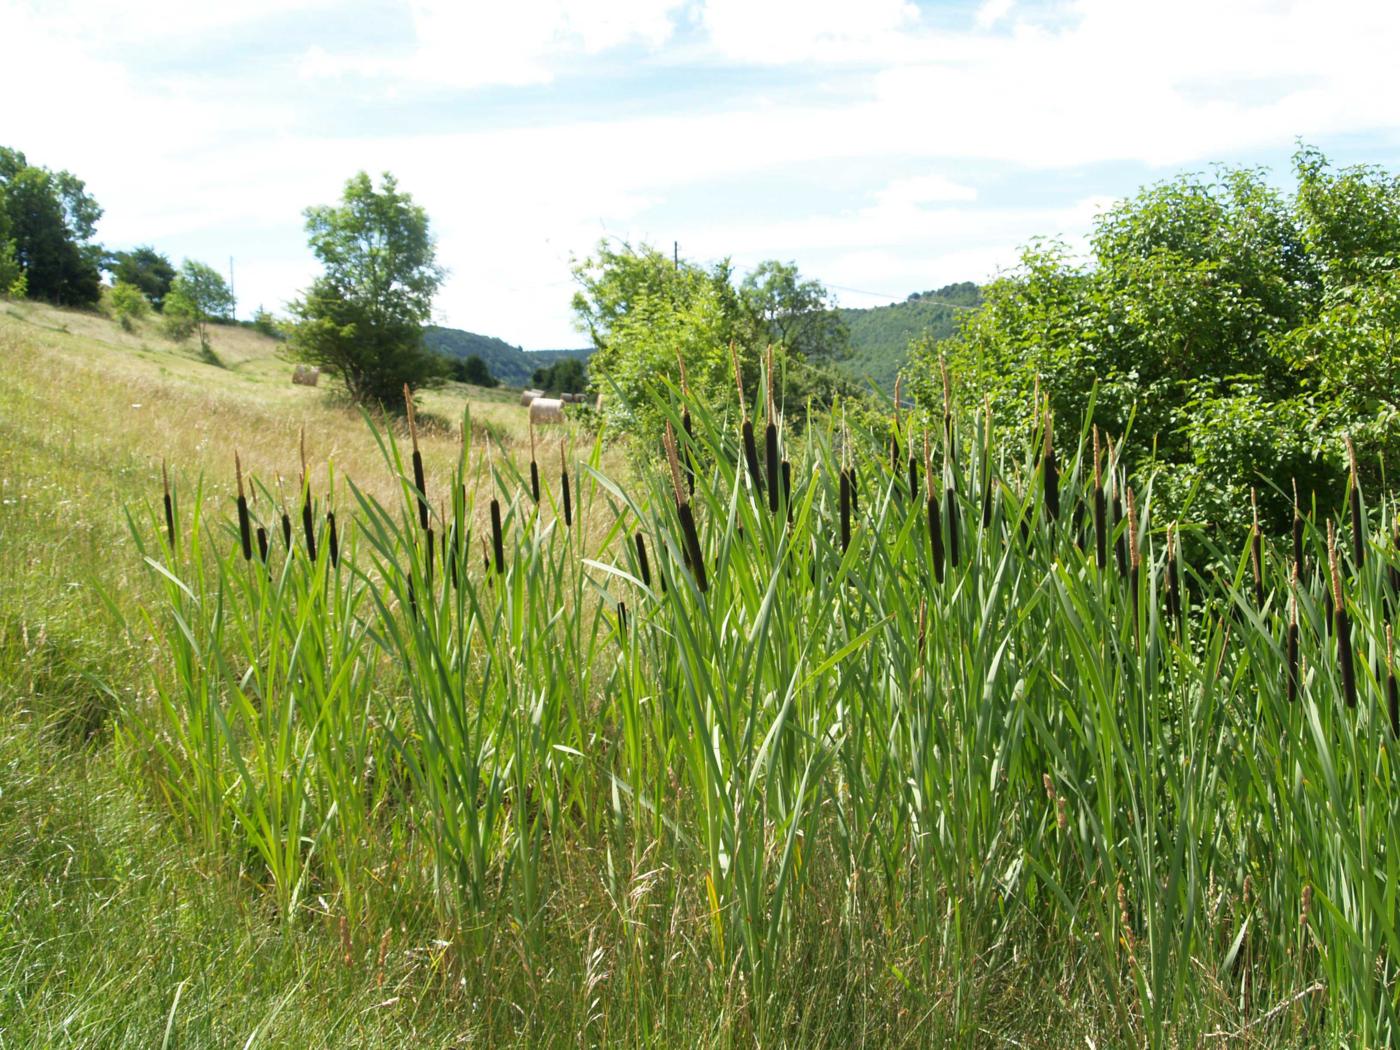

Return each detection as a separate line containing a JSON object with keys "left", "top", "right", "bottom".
{"left": 128, "top": 375, "right": 1400, "bottom": 1046}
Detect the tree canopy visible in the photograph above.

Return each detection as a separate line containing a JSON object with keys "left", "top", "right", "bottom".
{"left": 446, "top": 354, "right": 498, "bottom": 387}
{"left": 739, "top": 260, "right": 848, "bottom": 362}
{"left": 0, "top": 183, "right": 20, "bottom": 296}
{"left": 573, "top": 240, "right": 855, "bottom": 434}
{"left": 290, "top": 171, "right": 445, "bottom": 408}
{"left": 164, "top": 260, "right": 235, "bottom": 349}
{"left": 907, "top": 147, "right": 1400, "bottom": 536}
{"left": 0, "top": 146, "right": 102, "bottom": 306}
{"left": 531, "top": 356, "right": 587, "bottom": 394}
{"left": 108, "top": 246, "right": 176, "bottom": 310}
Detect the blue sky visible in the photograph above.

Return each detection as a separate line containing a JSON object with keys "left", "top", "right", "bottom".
{"left": 4, "top": 0, "right": 1400, "bottom": 348}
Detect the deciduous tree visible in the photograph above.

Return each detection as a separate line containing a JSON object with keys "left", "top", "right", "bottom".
{"left": 290, "top": 172, "right": 444, "bottom": 408}
{"left": 0, "top": 147, "right": 102, "bottom": 306}
{"left": 108, "top": 246, "right": 176, "bottom": 310}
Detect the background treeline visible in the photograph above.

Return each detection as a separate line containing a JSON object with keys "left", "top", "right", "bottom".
{"left": 905, "top": 147, "right": 1400, "bottom": 540}
{"left": 0, "top": 145, "right": 243, "bottom": 355}
{"left": 0, "top": 147, "right": 104, "bottom": 305}
{"left": 572, "top": 242, "right": 856, "bottom": 433}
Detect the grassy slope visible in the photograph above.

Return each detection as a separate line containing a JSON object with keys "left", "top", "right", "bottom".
{"left": 0, "top": 301, "right": 627, "bottom": 1048}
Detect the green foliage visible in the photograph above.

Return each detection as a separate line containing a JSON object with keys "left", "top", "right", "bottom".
{"left": 573, "top": 239, "right": 758, "bottom": 433}
{"left": 290, "top": 172, "right": 444, "bottom": 408}
{"left": 445, "top": 353, "right": 498, "bottom": 387}
{"left": 107, "top": 246, "right": 175, "bottom": 311}
{"left": 0, "top": 184, "right": 19, "bottom": 297}
{"left": 108, "top": 280, "right": 149, "bottom": 331}
{"left": 0, "top": 148, "right": 103, "bottom": 307}
{"left": 122, "top": 390, "right": 1400, "bottom": 1046}
{"left": 161, "top": 290, "right": 197, "bottom": 343}
{"left": 164, "top": 260, "right": 233, "bottom": 351}
{"left": 911, "top": 148, "right": 1400, "bottom": 537}
{"left": 530, "top": 355, "right": 586, "bottom": 393}
{"left": 574, "top": 240, "right": 856, "bottom": 434}
{"left": 740, "top": 259, "right": 849, "bottom": 361}
{"left": 250, "top": 305, "right": 281, "bottom": 338}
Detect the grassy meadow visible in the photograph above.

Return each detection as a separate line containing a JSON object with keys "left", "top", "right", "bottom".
{"left": 4, "top": 299, "right": 1400, "bottom": 1048}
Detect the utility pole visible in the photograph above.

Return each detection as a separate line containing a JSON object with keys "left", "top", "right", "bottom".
{"left": 673, "top": 241, "right": 678, "bottom": 271}
{"left": 228, "top": 256, "right": 236, "bottom": 318}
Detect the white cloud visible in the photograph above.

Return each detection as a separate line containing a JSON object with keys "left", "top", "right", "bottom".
{"left": 6, "top": 0, "right": 1400, "bottom": 347}
{"left": 974, "top": 0, "right": 1014, "bottom": 31}
{"left": 875, "top": 175, "right": 979, "bottom": 208}
{"left": 300, "top": 0, "right": 688, "bottom": 88}
{"left": 698, "top": 0, "right": 919, "bottom": 64}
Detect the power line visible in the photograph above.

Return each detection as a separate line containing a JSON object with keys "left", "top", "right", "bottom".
{"left": 825, "top": 282, "right": 903, "bottom": 301}
{"left": 827, "top": 282, "right": 981, "bottom": 309}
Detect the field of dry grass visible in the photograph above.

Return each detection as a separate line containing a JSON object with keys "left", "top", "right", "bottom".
{"left": 1, "top": 297, "right": 603, "bottom": 497}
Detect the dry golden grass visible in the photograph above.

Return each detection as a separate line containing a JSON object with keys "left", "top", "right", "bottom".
{"left": 0, "top": 298, "right": 615, "bottom": 517}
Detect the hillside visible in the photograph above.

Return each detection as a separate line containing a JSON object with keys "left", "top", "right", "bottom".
{"left": 836, "top": 281, "right": 980, "bottom": 392}
{"left": 424, "top": 325, "right": 591, "bottom": 387}
{"left": 423, "top": 285, "right": 978, "bottom": 395}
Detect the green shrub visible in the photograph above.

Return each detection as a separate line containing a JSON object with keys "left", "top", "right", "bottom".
{"left": 909, "top": 147, "right": 1400, "bottom": 538}
{"left": 108, "top": 280, "right": 149, "bottom": 331}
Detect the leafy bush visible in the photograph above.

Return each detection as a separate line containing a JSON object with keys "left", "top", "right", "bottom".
{"left": 250, "top": 306, "right": 281, "bottom": 338}
{"left": 161, "top": 291, "right": 197, "bottom": 343}
{"left": 108, "top": 280, "right": 149, "bottom": 331}
{"left": 909, "top": 147, "right": 1400, "bottom": 537}
{"left": 574, "top": 240, "right": 860, "bottom": 436}
{"left": 106, "top": 246, "right": 175, "bottom": 310}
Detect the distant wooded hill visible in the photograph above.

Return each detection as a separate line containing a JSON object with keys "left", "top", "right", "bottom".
{"left": 425, "top": 279, "right": 978, "bottom": 393}
{"left": 836, "top": 282, "right": 981, "bottom": 393}
{"left": 424, "top": 326, "right": 591, "bottom": 388}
